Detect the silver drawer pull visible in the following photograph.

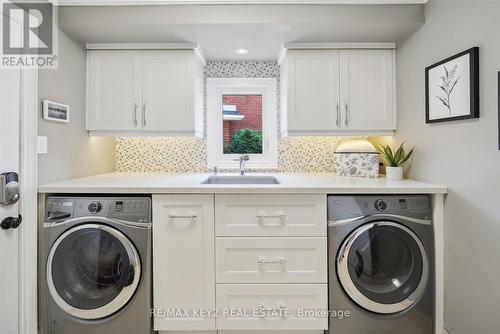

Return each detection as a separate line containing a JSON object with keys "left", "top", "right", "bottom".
{"left": 257, "top": 211, "right": 286, "bottom": 219}
{"left": 257, "top": 214, "right": 286, "bottom": 219}
{"left": 168, "top": 212, "right": 197, "bottom": 219}
{"left": 257, "top": 256, "right": 287, "bottom": 265}
{"left": 256, "top": 303, "right": 287, "bottom": 318}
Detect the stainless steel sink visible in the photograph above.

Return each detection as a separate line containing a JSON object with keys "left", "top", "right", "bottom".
{"left": 201, "top": 175, "right": 280, "bottom": 185}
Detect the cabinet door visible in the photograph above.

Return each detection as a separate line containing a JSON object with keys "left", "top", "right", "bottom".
{"left": 152, "top": 195, "right": 215, "bottom": 331}
{"left": 142, "top": 50, "right": 194, "bottom": 132}
{"left": 88, "top": 50, "right": 142, "bottom": 130}
{"left": 340, "top": 50, "right": 395, "bottom": 131}
{"left": 287, "top": 50, "right": 340, "bottom": 132}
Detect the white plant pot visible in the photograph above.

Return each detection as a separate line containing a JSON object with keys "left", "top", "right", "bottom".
{"left": 386, "top": 167, "right": 404, "bottom": 180}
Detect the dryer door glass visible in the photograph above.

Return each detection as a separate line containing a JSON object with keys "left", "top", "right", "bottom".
{"left": 47, "top": 224, "right": 141, "bottom": 319}
{"left": 337, "top": 221, "right": 428, "bottom": 314}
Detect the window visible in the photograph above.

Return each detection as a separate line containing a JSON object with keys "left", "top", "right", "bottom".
{"left": 207, "top": 78, "right": 277, "bottom": 169}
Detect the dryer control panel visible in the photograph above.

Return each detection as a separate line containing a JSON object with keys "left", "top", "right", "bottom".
{"left": 328, "top": 195, "right": 431, "bottom": 222}
{"left": 45, "top": 196, "right": 151, "bottom": 223}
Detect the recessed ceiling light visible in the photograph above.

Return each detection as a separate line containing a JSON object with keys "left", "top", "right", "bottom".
{"left": 234, "top": 48, "right": 249, "bottom": 55}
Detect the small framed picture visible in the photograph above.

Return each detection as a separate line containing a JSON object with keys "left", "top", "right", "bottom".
{"left": 425, "top": 47, "right": 479, "bottom": 123}
{"left": 43, "top": 100, "right": 69, "bottom": 123}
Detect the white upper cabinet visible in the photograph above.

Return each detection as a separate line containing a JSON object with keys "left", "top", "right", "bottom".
{"left": 87, "top": 46, "right": 204, "bottom": 136}
{"left": 280, "top": 46, "right": 396, "bottom": 136}
{"left": 285, "top": 50, "right": 341, "bottom": 132}
{"left": 340, "top": 50, "right": 395, "bottom": 131}
{"left": 87, "top": 50, "right": 142, "bottom": 131}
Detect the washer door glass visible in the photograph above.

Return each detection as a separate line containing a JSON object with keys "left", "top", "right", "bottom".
{"left": 337, "top": 221, "right": 428, "bottom": 314}
{"left": 47, "top": 224, "right": 141, "bottom": 319}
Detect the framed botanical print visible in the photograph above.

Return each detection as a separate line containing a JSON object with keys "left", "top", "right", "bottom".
{"left": 425, "top": 47, "right": 479, "bottom": 123}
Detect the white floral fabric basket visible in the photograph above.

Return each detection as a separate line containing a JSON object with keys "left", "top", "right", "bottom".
{"left": 333, "top": 140, "right": 379, "bottom": 178}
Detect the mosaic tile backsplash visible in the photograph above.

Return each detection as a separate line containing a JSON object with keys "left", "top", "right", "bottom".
{"left": 116, "top": 62, "right": 363, "bottom": 173}
{"left": 116, "top": 136, "right": 363, "bottom": 173}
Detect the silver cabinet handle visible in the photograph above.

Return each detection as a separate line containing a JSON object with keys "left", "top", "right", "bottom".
{"left": 336, "top": 102, "right": 340, "bottom": 126}
{"left": 257, "top": 303, "right": 286, "bottom": 312}
{"left": 257, "top": 212, "right": 286, "bottom": 219}
{"left": 143, "top": 103, "right": 147, "bottom": 127}
{"left": 257, "top": 211, "right": 286, "bottom": 226}
{"left": 134, "top": 103, "right": 138, "bottom": 127}
{"left": 344, "top": 103, "right": 349, "bottom": 126}
{"left": 168, "top": 212, "right": 197, "bottom": 219}
{"left": 256, "top": 303, "right": 287, "bottom": 318}
{"left": 257, "top": 256, "right": 287, "bottom": 265}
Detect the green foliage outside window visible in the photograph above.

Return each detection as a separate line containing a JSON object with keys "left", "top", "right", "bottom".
{"left": 225, "top": 128, "right": 263, "bottom": 154}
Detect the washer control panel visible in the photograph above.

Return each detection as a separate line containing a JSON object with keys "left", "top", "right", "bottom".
{"left": 328, "top": 195, "right": 432, "bottom": 221}
{"left": 46, "top": 196, "right": 152, "bottom": 223}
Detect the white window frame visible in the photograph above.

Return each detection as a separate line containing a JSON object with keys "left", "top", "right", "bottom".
{"left": 207, "top": 78, "right": 277, "bottom": 169}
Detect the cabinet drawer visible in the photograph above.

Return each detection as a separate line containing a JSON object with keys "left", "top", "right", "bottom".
{"left": 216, "top": 284, "right": 328, "bottom": 330}
{"left": 215, "top": 194, "right": 326, "bottom": 236}
{"left": 216, "top": 237, "right": 327, "bottom": 283}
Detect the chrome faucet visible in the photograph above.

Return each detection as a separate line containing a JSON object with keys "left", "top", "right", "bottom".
{"left": 235, "top": 155, "right": 249, "bottom": 175}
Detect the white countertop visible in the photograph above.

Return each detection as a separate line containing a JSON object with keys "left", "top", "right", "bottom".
{"left": 38, "top": 172, "right": 447, "bottom": 194}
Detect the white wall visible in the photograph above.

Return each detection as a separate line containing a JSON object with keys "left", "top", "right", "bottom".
{"left": 396, "top": 1, "right": 500, "bottom": 333}
{"left": 38, "top": 29, "right": 116, "bottom": 184}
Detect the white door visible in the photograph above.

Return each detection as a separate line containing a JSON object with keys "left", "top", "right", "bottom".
{"left": 0, "top": 54, "right": 21, "bottom": 334}
{"left": 142, "top": 50, "right": 193, "bottom": 132}
{"left": 152, "top": 195, "right": 215, "bottom": 331}
{"left": 340, "top": 50, "right": 395, "bottom": 131}
{"left": 88, "top": 50, "right": 142, "bottom": 131}
{"left": 287, "top": 50, "right": 340, "bottom": 132}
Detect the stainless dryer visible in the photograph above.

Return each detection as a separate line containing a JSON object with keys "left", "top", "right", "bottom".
{"left": 328, "top": 195, "right": 434, "bottom": 334}
{"left": 39, "top": 196, "right": 152, "bottom": 334}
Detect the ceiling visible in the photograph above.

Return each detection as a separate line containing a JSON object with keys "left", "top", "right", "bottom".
{"left": 59, "top": 4, "right": 425, "bottom": 61}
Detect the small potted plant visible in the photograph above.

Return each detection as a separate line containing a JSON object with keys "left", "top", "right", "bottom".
{"left": 377, "top": 142, "right": 414, "bottom": 180}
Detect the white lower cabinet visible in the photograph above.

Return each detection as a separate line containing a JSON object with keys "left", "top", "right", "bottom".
{"left": 159, "top": 330, "right": 322, "bottom": 334}
{"left": 214, "top": 194, "right": 328, "bottom": 331}
{"left": 153, "top": 194, "right": 328, "bottom": 332}
{"left": 152, "top": 195, "right": 215, "bottom": 331}
{"left": 216, "top": 284, "right": 328, "bottom": 330}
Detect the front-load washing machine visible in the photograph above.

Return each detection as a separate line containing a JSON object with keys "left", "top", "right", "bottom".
{"left": 328, "top": 195, "right": 434, "bottom": 334}
{"left": 39, "top": 196, "right": 152, "bottom": 334}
